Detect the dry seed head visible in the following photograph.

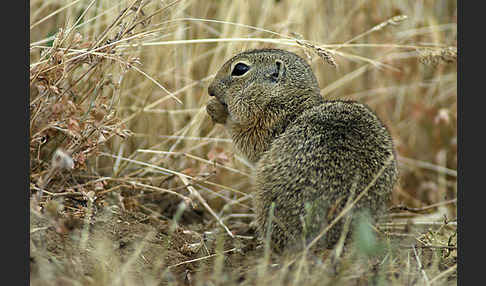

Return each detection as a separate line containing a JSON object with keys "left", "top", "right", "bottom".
{"left": 417, "top": 47, "right": 457, "bottom": 66}
{"left": 371, "top": 15, "right": 408, "bottom": 32}
{"left": 296, "top": 40, "right": 338, "bottom": 68}
{"left": 314, "top": 47, "right": 338, "bottom": 68}
{"left": 289, "top": 32, "right": 305, "bottom": 40}
{"left": 388, "top": 15, "right": 409, "bottom": 25}
{"left": 440, "top": 47, "right": 458, "bottom": 63}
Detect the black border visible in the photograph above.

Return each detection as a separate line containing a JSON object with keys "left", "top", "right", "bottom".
{"left": 26, "top": 0, "right": 31, "bottom": 285}
{"left": 24, "top": 1, "right": 30, "bottom": 285}
{"left": 456, "top": 0, "right": 462, "bottom": 283}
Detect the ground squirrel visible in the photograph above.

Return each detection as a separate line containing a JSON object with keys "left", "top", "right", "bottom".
{"left": 206, "top": 48, "right": 398, "bottom": 251}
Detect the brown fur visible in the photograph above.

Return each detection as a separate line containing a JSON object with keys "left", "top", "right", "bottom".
{"left": 206, "top": 49, "right": 398, "bottom": 252}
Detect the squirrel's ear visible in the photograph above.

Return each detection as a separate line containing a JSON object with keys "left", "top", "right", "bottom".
{"left": 269, "top": 60, "right": 285, "bottom": 82}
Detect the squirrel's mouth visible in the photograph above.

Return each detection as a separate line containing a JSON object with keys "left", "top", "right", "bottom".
{"left": 220, "top": 101, "right": 228, "bottom": 110}
{"left": 208, "top": 88, "right": 228, "bottom": 111}
{"left": 213, "top": 96, "right": 228, "bottom": 112}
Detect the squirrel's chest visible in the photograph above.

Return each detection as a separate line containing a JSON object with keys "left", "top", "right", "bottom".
{"left": 228, "top": 122, "right": 273, "bottom": 164}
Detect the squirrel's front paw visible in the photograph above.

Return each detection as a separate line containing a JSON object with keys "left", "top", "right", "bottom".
{"left": 206, "top": 98, "right": 229, "bottom": 124}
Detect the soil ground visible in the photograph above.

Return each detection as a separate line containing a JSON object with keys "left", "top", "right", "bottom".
{"left": 29, "top": 193, "right": 456, "bottom": 285}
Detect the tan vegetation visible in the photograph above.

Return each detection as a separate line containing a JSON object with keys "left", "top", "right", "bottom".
{"left": 29, "top": 0, "right": 457, "bottom": 285}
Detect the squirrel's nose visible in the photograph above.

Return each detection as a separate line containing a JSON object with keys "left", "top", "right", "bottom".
{"left": 208, "top": 84, "right": 226, "bottom": 105}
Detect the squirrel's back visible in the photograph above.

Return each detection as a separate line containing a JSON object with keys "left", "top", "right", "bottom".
{"left": 255, "top": 100, "right": 397, "bottom": 250}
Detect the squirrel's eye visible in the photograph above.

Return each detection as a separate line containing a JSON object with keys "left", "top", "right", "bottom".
{"left": 231, "top": 63, "right": 250, "bottom": 76}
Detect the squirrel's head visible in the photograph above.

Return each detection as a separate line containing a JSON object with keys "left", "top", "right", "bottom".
{"left": 207, "top": 49, "right": 321, "bottom": 125}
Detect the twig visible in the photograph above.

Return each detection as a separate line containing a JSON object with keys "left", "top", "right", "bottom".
{"left": 429, "top": 264, "right": 457, "bottom": 285}
{"left": 100, "top": 152, "right": 248, "bottom": 198}
{"left": 100, "top": 152, "right": 189, "bottom": 177}
{"left": 341, "top": 15, "right": 408, "bottom": 46}
{"left": 119, "top": 74, "right": 215, "bottom": 126}
{"left": 384, "top": 233, "right": 417, "bottom": 238}
{"left": 398, "top": 155, "right": 457, "bottom": 177}
{"left": 177, "top": 174, "right": 234, "bottom": 238}
{"left": 130, "top": 65, "right": 182, "bottom": 104}
{"left": 137, "top": 149, "right": 250, "bottom": 177}
{"left": 167, "top": 248, "right": 236, "bottom": 269}
{"left": 388, "top": 199, "right": 457, "bottom": 214}
{"left": 400, "top": 245, "right": 457, "bottom": 250}
{"left": 413, "top": 245, "right": 431, "bottom": 286}
{"left": 31, "top": 184, "right": 81, "bottom": 197}
{"left": 131, "top": 134, "right": 231, "bottom": 143}
{"left": 30, "top": 226, "right": 49, "bottom": 234}
{"left": 129, "top": 181, "right": 193, "bottom": 204}
{"left": 30, "top": 0, "right": 85, "bottom": 29}
{"left": 379, "top": 221, "right": 457, "bottom": 227}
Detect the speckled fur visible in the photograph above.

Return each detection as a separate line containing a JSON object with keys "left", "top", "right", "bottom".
{"left": 206, "top": 49, "right": 398, "bottom": 252}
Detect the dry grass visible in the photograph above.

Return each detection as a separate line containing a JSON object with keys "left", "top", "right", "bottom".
{"left": 29, "top": 0, "right": 457, "bottom": 285}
